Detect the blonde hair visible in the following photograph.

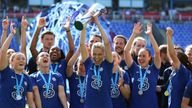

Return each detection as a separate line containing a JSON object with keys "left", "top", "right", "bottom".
{"left": 117, "top": 66, "right": 125, "bottom": 78}
{"left": 91, "top": 42, "right": 105, "bottom": 52}
{"left": 185, "top": 44, "right": 192, "bottom": 53}
{"left": 132, "top": 37, "right": 146, "bottom": 47}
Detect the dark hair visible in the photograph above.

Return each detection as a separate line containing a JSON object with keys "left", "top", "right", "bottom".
{"left": 138, "top": 48, "right": 153, "bottom": 63}
{"left": 113, "top": 35, "right": 127, "bottom": 45}
{"left": 41, "top": 30, "right": 55, "bottom": 39}
{"left": 60, "top": 49, "right": 65, "bottom": 60}
{"left": 159, "top": 44, "right": 168, "bottom": 54}
{"left": 174, "top": 45, "right": 184, "bottom": 53}
{"left": 177, "top": 52, "right": 192, "bottom": 72}
{"left": 91, "top": 35, "right": 102, "bottom": 42}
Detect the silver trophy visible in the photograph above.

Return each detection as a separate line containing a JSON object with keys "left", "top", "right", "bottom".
{"left": 74, "top": 3, "right": 107, "bottom": 30}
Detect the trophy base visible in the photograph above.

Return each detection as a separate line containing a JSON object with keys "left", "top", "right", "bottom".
{"left": 74, "top": 21, "right": 84, "bottom": 31}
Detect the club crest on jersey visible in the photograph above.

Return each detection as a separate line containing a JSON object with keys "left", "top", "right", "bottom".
{"left": 52, "top": 77, "right": 56, "bottom": 81}
{"left": 124, "top": 66, "right": 128, "bottom": 70}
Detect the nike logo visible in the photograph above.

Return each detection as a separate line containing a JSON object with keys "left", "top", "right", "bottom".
{"left": 37, "top": 79, "right": 41, "bottom": 82}
{"left": 11, "top": 76, "right": 15, "bottom": 79}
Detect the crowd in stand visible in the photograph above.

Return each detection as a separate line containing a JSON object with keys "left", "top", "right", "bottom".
{"left": 0, "top": 14, "right": 192, "bottom": 108}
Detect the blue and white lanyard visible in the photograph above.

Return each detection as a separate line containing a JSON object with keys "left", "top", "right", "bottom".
{"left": 139, "top": 66, "right": 149, "bottom": 91}
{"left": 39, "top": 71, "right": 52, "bottom": 96}
{"left": 111, "top": 72, "right": 119, "bottom": 88}
{"left": 50, "top": 64, "right": 58, "bottom": 73}
{"left": 78, "top": 76, "right": 85, "bottom": 98}
{"left": 15, "top": 74, "right": 24, "bottom": 96}
{"left": 94, "top": 65, "right": 101, "bottom": 85}
{"left": 167, "top": 69, "right": 176, "bottom": 106}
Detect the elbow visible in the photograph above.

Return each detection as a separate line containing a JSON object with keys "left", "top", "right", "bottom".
{"left": 29, "top": 46, "right": 34, "bottom": 52}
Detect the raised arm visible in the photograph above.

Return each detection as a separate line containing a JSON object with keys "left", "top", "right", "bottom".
{"left": 20, "top": 16, "right": 28, "bottom": 58}
{"left": 63, "top": 16, "right": 74, "bottom": 62}
{"left": 66, "top": 47, "right": 80, "bottom": 77}
{"left": 1, "top": 16, "right": 9, "bottom": 47}
{"left": 166, "top": 27, "right": 180, "bottom": 69}
{"left": 145, "top": 23, "right": 161, "bottom": 69}
{"left": 80, "top": 25, "right": 89, "bottom": 62}
{"left": 30, "top": 17, "right": 46, "bottom": 58}
{"left": 93, "top": 16, "right": 113, "bottom": 63}
{"left": 0, "top": 22, "right": 16, "bottom": 70}
{"left": 124, "top": 22, "right": 142, "bottom": 68}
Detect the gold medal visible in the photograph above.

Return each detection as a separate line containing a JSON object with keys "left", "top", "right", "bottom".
{"left": 80, "top": 98, "right": 84, "bottom": 103}
{"left": 164, "top": 91, "right": 169, "bottom": 96}
{"left": 138, "top": 90, "right": 143, "bottom": 95}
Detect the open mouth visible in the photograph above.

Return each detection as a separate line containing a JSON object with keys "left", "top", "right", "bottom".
{"left": 19, "top": 63, "right": 24, "bottom": 66}
{"left": 43, "top": 59, "right": 48, "bottom": 63}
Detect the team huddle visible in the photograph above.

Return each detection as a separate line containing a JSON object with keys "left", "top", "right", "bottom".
{"left": 0, "top": 15, "right": 192, "bottom": 108}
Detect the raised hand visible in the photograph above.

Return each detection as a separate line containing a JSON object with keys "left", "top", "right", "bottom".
{"left": 132, "top": 22, "right": 142, "bottom": 36}
{"left": 21, "top": 16, "right": 28, "bottom": 29}
{"left": 91, "top": 14, "right": 99, "bottom": 24}
{"left": 63, "top": 16, "right": 71, "bottom": 31}
{"left": 166, "top": 27, "right": 174, "bottom": 38}
{"left": 145, "top": 23, "right": 153, "bottom": 36}
{"left": 10, "top": 22, "right": 16, "bottom": 35}
{"left": 2, "top": 16, "right": 9, "bottom": 30}
{"left": 37, "top": 17, "right": 46, "bottom": 28}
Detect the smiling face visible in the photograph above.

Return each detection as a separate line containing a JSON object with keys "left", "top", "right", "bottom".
{"left": 137, "top": 48, "right": 151, "bottom": 68}
{"left": 114, "top": 37, "right": 126, "bottom": 55}
{"left": 37, "top": 52, "right": 51, "bottom": 67}
{"left": 91, "top": 42, "right": 104, "bottom": 65}
{"left": 49, "top": 46, "right": 61, "bottom": 62}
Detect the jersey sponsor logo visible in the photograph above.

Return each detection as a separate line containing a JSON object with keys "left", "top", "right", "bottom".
{"left": 137, "top": 78, "right": 150, "bottom": 92}
{"left": 91, "top": 75, "right": 103, "bottom": 90}
{"left": 42, "top": 83, "right": 55, "bottom": 98}
{"left": 77, "top": 83, "right": 86, "bottom": 98}
{"left": 110, "top": 85, "right": 120, "bottom": 98}
{"left": 11, "top": 85, "right": 24, "bottom": 100}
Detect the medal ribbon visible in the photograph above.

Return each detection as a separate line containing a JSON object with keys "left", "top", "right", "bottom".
{"left": 111, "top": 71, "right": 118, "bottom": 89}
{"left": 15, "top": 74, "right": 24, "bottom": 96}
{"left": 94, "top": 65, "right": 101, "bottom": 87}
{"left": 50, "top": 64, "right": 58, "bottom": 73}
{"left": 166, "top": 69, "right": 176, "bottom": 107}
{"left": 139, "top": 66, "right": 149, "bottom": 92}
{"left": 78, "top": 76, "right": 85, "bottom": 99}
{"left": 39, "top": 71, "right": 52, "bottom": 96}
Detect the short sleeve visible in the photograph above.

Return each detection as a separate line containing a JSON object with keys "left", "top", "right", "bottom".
{"left": 183, "top": 80, "right": 192, "bottom": 98}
